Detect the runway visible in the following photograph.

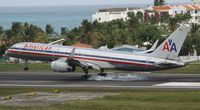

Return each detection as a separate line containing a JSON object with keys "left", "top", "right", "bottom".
{"left": 0, "top": 72, "right": 200, "bottom": 89}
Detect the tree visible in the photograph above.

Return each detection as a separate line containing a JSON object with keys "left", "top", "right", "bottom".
{"left": 169, "top": 18, "right": 178, "bottom": 31}
{"left": 127, "top": 12, "right": 140, "bottom": 29}
{"left": 0, "top": 26, "right": 3, "bottom": 36}
{"left": 190, "top": 23, "right": 200, "bottom": 34}
{"left": 136, "top": 11, "right": 144, "bottom": 21}
{"left": 61, "top": 27, "right": 69, "bottom": 35}
{"left": 190, "top": 23, "right": 200, "bottom": 55}
{"left": 33, "top": 32, "right": 48, "bottom": 43}
{"left": 45, "top": 24, "right": 54, "bottom": 34}
{"left": 150, "top": 12, "right": 159, "bottom": 24}
{"left": 80, "top": 19, "right": 92, "bottom": 44}
{"left": 154, "top": 0, "right": 166, "bottom": 6}
{"left": 11, "top": 22, "right": 24, "bottom": 36}
{"left": 175, "top": 14, "right": 191, "bottom": 23}
{"left": 160, "top": 12, "right": 170, "bottom": 24}
{"left": 181, "top": 23, "right": 200, "bottom": 55}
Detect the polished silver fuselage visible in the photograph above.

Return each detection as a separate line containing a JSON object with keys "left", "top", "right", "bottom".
{"left": 6, "top": 42, "right": 185, "bottom": 71}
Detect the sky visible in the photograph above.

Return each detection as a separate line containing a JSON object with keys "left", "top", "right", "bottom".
{"left": 0, "top": 0, "right": 191, "bottom": 7}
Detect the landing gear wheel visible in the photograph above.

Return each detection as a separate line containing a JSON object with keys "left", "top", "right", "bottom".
{"left": 24, "top": 67, "right": 29, "bottom": 71}
{"left": 98, "top": 73, "right": 107, "bottom": 77}
{"left": 23, "top": 60, "right": 29, "bottom": 71}
{"left": 82, "top": 75, "right": 91, "bottom": 80}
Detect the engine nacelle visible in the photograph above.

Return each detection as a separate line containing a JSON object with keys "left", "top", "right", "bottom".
{"left": 51, "top": 60, "right": 74, "bottom": 72}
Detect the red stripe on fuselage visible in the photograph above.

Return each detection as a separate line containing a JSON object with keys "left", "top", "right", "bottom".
{"left": 7, "top": 49, "right": 153, "bottom": 67}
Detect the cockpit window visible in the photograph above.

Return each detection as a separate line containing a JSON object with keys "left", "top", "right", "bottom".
{"left": 10, "top": 44, "right": 17, "bottom": 49}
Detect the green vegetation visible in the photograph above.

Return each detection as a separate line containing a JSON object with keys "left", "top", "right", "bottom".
{"left": 0, "top": 63, "right": 51, "bottom": 72}
{"left": 154, "top": 0, "right": 166, "bottom": 6}
{"left": 0, "top": 88, "right": 200, "bottom": 110}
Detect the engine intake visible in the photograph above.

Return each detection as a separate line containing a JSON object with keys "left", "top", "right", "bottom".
{"left": 51, "top": 60, "right": 74, "bottom": 72}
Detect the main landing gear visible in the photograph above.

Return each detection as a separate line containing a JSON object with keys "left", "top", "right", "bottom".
{"left": 97, "top": 69, "right": 107, "bottom": 77}
{"left": 23, "top": 60, "right": 29, "bottom": 71}
{"left": 81, "top": 68, "right": 108, "bottom": 80}
{"left": 81, "top": 67, "right": 91, "bottom": 80}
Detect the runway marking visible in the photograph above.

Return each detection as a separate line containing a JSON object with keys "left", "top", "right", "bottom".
{"left": 154, "top": 82, "right": 200, "bottom": 87}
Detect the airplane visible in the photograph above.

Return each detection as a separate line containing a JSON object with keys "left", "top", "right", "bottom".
{"left": 5, "top": 24, "right": 191, "bottom": 79}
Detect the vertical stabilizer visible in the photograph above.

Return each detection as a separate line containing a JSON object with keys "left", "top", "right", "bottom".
{"left": 150, "top": 24, "right": 191, "bottom": 59}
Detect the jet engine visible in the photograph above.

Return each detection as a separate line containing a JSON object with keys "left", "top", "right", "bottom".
{"left": 51, "top": 60, "right": 75, "bottom": 72}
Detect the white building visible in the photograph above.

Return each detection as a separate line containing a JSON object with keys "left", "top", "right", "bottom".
{"left": 169, "top": 5, "right": 187, "bottom": 16}
{"left": 92, "top": 8, "right": 144, "bottom": 22}
{"left": 93, "top": 4, "right": 200, "bottom": 24}
{"left": 183, "top": 4, "right": 200, "bottom": 23}
{"left": 148, "top": 4, "right": 200, "bottom": 24}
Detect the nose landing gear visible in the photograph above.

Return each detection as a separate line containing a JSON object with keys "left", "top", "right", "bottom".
{"left": 23, "top": 60, "right": 29, "bottom": 71}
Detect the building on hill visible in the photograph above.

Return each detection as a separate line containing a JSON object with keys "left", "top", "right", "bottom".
{"left": 92, "top": 7, "right": 144, "bottom": 22}
{"left": 92, "top": 4, "right": 200, "bottom": 24}
{"left": 148, "top": 5, "right": 172, "bottom": 13}
{"left": 183, "top": 4, "right": 200, "bottom": 23}
{"left": 148, "top": 4, "right": 200, "bottom": 23}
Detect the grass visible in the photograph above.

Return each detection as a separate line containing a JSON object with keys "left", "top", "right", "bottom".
{"left": 155, "top": 63, "right": 200, "bottom": 74}
{"left": 0, "top": 88, "right": 200, "bottom": 110}
{"left": 1, "top": 62, "right": 200, "bottom": 73}
{"left": 0, "top": 63, "right": 51, "bottom": 72}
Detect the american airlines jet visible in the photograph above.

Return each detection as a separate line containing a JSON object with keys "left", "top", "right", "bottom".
{"left": 5, "top": 24, "right": 191, "bottom": 79}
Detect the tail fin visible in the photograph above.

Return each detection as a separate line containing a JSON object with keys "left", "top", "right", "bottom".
{"left": 150, "top": 24, "right": 191, "bottom": 60}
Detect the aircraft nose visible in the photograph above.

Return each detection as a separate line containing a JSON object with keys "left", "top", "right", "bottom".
{"left": 4, "top": 48, "right": 12, "bottom": 57}
{"left": 4, "top": 49, "right": 9, "bottom": 56}
{"left": 3, "top": 50, "right": 8, "bottom": 58}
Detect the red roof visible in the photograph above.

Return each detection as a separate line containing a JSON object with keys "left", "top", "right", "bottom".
{"left": 183, "top": 4, "right": 200, "bottom": 11}
{"left": 72, "top": 43, "right": 93, "bottom": 48}
{"left": 152, "top": 5, "right": 172, "bottom": 12}
{"left": 191, "top": 5, "right": 200, "bottom": 10}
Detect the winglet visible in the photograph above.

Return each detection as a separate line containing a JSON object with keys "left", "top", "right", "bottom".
{"left": 48, "top": 38, "right": 65, "bottom": 45}
{"left": 149, "top": 39, "right": 159, "bottom": 51}
{"left": 69, "top": 47, "right": 76, "bottom": 58}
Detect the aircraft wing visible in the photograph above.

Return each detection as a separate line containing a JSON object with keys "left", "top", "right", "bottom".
{"left": 48, "top": 38, "right": 65, "bottom": 45}
{"left": 66, "top": 48, "right": 101, "bottom": 70}
{"left": 79, "top": 61, "right": 101, "bottom": 70}
{"left": 66, "top": 58, "right": 101, "bottom": 70}
{"left": 56, "top": 57, "right": 101, "bottom": 71}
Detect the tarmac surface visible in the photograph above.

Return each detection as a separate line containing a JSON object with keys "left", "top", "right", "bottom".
{"left": 0, "top": 72, "right": 200, "bottom": 89}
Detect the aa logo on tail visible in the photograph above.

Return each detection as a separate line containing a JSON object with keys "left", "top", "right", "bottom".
{"left": 162, "top": 39, "right": 177, "bottom": 52}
